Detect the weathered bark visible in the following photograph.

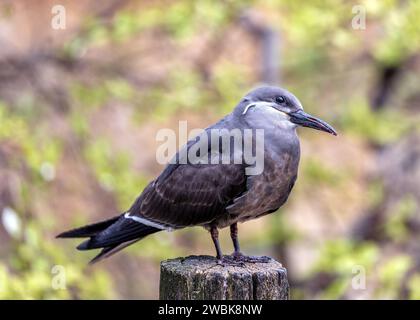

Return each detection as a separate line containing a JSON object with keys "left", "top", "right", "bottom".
{"left": 160, "top": 255, "right": 289, "bottom": 300}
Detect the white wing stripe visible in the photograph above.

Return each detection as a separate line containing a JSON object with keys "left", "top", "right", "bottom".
{"left": 124, "top": 212, "right": 171, "bottom": 230}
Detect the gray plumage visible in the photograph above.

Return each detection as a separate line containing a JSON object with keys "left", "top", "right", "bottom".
{"left": 58, "top": 86, "right": 336, "bottom": 263}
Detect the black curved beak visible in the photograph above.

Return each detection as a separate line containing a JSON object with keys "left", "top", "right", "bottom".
{"left": 289, "top": 110, "right": 337, "bottom": 136}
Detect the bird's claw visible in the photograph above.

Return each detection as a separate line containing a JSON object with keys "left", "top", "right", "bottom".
{"left": 216, "top": 255, "right": 246, "bottom": 267}
{"left": 215, "top": 254, "right": 272, "bottom": 267}
{"left": 231, "top": 252, "right": 272, "bottom": 264}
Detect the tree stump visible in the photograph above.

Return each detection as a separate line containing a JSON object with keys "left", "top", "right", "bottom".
{"left": 159, "top": 255, "right": 289, "bottom": 300}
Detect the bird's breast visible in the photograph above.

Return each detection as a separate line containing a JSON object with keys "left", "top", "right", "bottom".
{"left": 216, "top": 142, "right": 300, "bottom": 228}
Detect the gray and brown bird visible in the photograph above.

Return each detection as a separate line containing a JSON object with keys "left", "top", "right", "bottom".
{"left": 57, "top": 86, "right": 337, "bottom": 264}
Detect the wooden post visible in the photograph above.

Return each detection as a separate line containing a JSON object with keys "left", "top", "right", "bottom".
{"left": 159, "top": 255, "right": 289, "bottom": 300}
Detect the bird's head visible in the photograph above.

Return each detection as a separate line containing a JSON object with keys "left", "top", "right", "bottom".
{"left": 239, "top": 86, "right": 337, "bottom": 136}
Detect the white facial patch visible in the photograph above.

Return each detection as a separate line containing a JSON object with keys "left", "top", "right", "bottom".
{"left": 243, "top": 101, "right": 290, "bottom": 119}
{"left": 242, "top": 101, "right": 297, "bottom": 130}
{"left": 242, "top": 103, "right": 256, "bottom": 115}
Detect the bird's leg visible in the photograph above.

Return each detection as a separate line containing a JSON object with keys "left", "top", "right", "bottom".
{"left": 229, "top": 223, "right": 271, "bottom": 264}
{"left": 210, "top": 225, "right": 223, "bottom": 260}
{"left": 209, "top": 225, "right": 245, "bottom": 267}
{"left": 230, "top": 223, "right": 242, "bottom": 257}
{"left": 210, "top": 224, "right": 269, "bottom": 266}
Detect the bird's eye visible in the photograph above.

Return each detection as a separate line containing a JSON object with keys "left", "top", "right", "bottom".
{"left": 275, "top": 96, "right": 285, "bottom": 104}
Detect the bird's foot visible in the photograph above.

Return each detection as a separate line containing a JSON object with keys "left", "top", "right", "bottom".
{"left": 216, "top": 255, "right": 246, "bottom": 267}
{"left": 231, "top": 252, "right": 272, "bottom": 264}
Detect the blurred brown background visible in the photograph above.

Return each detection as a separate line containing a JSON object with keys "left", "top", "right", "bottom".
{"left": 0, "top": 0, "right": 419, "bottom": 299}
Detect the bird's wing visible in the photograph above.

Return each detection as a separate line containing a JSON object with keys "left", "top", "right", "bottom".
{"left": 126, "top": 124, "right": 250, "bottom": 228}
{"left": 127, "top": 162, "right": 246, "bottom": 228}
{"left": 76, "top": 161, "right": 246, "bottom": 263}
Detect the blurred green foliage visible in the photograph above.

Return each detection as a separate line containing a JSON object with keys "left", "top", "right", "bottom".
{"left": 0, "top": 101, "right": 115, "bottom": 298}
{"left": 0, "top": 220, "right": 113, "bottom": 299}
{"left": 374, "top": 0, "right": 420, "bottom": 65}
{"left": 312, "top": 239, "right": 378, "bottom": 298}
{"left": 0, "top": 103, "right": 62, "bottom": 182}
{"left": 84, "top": 139, "right": 149, "bottom": 209}
{"left": 385, "top": 196, "right": 417, "bottom": 242}
{"left": 0, "top": 0, "right": 419, "bottom": 299}
{"left": 340, "top": 99, "right": 411, "bottom": 145}
{"left": 301, "top": 157, "right": 345, "bottom": 186}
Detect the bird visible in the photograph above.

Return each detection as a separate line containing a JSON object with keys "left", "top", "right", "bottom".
{"left": 57, "top": 86, "right": 337, "bottom": 264}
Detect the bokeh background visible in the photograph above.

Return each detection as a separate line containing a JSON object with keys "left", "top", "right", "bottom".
{"left": 0, "top": 0, "right": 419, "bottom": 299}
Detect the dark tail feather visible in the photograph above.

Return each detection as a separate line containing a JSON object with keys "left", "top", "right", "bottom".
{"left": 76, "top": 218, "right": 160, "bottom": 250}
{"left": 56, "top": 215, "right": 120, "bottom": 238}
{"left": 88, "top": 239, "right": 140, "bottom": 264}
{"left": 58, "top": 214, "right": 161, "bottom": 263}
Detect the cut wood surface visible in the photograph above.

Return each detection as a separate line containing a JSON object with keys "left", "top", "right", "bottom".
{"left": 160, "top": 255, "right": 289, "bottom": 300}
